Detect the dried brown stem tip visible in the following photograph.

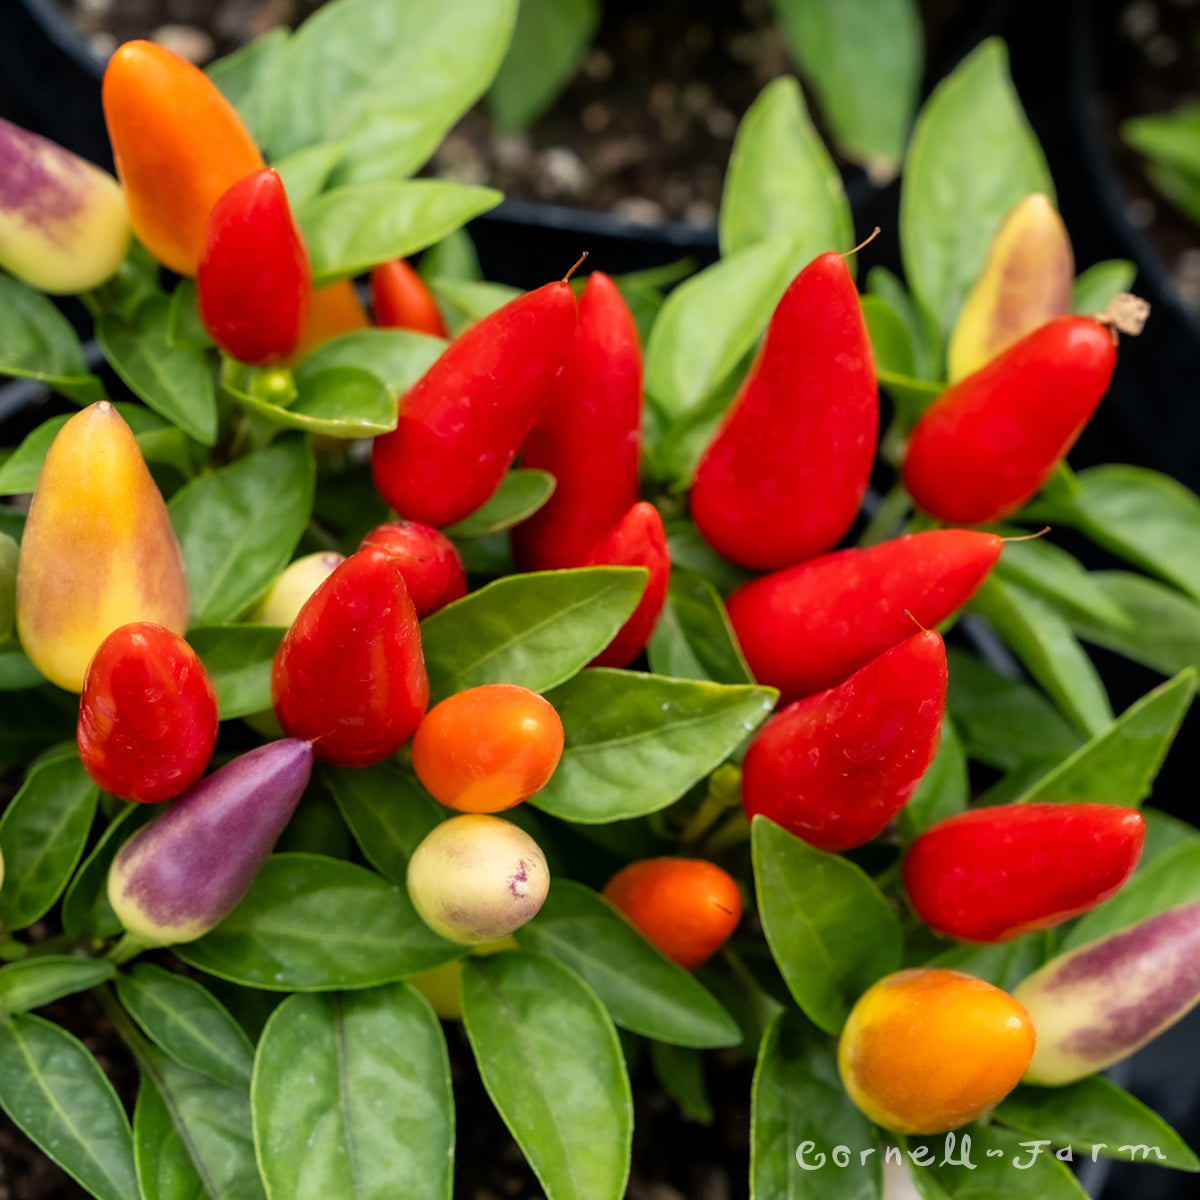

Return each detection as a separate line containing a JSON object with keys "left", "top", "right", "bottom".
{"left": 1097, "top": 293, "right": 1150, "bottom": 338}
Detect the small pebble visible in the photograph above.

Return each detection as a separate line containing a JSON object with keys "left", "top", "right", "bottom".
{"left": 150, "top": 23, "right": 215, "bottom": 64}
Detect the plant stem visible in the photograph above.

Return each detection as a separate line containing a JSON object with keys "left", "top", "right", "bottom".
{"left": 106, "top": 932, "right": 157, "bottom": 965}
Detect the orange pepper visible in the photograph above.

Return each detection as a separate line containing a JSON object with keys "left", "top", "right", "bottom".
{"left": 286, "top": 279, "right": 371, "bottom": 364}
{"left": 101, "top": 40, "right": 264, "bottom": 276}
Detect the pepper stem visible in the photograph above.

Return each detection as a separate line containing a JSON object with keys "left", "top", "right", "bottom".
{"left": 106, "top": 931, "right": 159, "bottom": 965}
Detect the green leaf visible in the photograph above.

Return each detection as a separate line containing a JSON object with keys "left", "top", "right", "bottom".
{"left": 1071, "top": 260, "right": 1137, "bottom": 314}
{"left": 533, "top": 669, "right": 777, "bottom": 822}
{"left": 969, "top": 575, "right": 1113, "bottom": 737}
{"left": 176, "top": 854, "right": 462, "bottom": 990}
{"left": 132, "top": 1068, "right": 206, "bottom": 1200}
{"left": 299, "top": 182, "right": 502, "bottom": 282}
{"left": 420, "top": 567, "right": 647, "bottom": 704}
{"left": 866, "top": 265, "right": 939, "bottom": 382}
{"left": 770, "top": 0, "right": 921, "bottom": 182}
{"left": 443, "top": 469, "right": 556, "bottom": 538}
{"left": 895, "top": 718, "right": 968, "bottom": 840}
{"left": 1060, "top": 838, "right": 1200, "bottom": 952}
{"left": 1016, "top": 669, "right": 1195, "bottom": 807}
{"left": 165, "top": 279, "right": 212, "bottom": 351}
{"left": 0, "top": 650, "right": 44, "bottom": 690}
{"left": 751, "top": 1009, "right": 881, "bottom": 1200}
{"left": 264, "top": 0, "right": 517, "bottom": 179}
{"left": 462, "top": 951, "right": 632, "bottom": 1200}
{"left": 320, "top": 760, "right": 444, "bottom": 885}
{"left": 719, "top": 76, "right": 854, "bottom": 261}
{"left": 0, "top": 530, "right": 16, "bottom": 642}
{"left": 273, "top": 143, "right": 345, "bottom": 209}
{"left": 663, "top": 519, "right": 754, "bottom": 595}
{"left": 420, "top": 228, "right": 483, "bottom": 283}
{"left": 97, "top": 298, "right": 218, "bottom": 446}
{"left": 116, "top": 963, "right": 254, "bottom": 1089}
{"left": 226, "top": 366, "right": 397, "bottom": 438}
{"left": 514, "top": 880, "right": 740, "bottom": 1048}
{"left": 646, "top": 566, "right": 754, "bottom": 685}
{"left": 0, "top": 273, "right": 105, "bottom": 403}
{"left": 1122, "top": 103, "right": 1200, "bottom": 180}
{"left": 0, "top": 1013, "right": 138, "bottom": 1200}
{"left": 648, "top": 1041, "right": 713, "bottom": 1125}
{"left": 1028, "top": 465, "right": 1200, "bottom": 603}
{"left": 1069, "top": 571, "right": 1200, "bottom": 676}
{"left": 995, "top": 534, "right": 1131, "bottom": 631}
{"left": 996, "top": 1076, "right": 1200, "bottom": 1171}
{"left": 0, "top": 753, "right": 98, "bottom": 932}
{"left": 1143, "top": 158, "right": 1200, "bottom": 223}
{"left": 0, "top": 686, "right": 75, "bottom": 768}
{"left": 206, "top": 26, "right": 288, "bottom": 144}
{"left": 428, "top": 279, "right": 522, "bottom": 333}
{"left": 906, "top": 1123, "right": 1088, "bottom": 1198}
{"left": 929, "top": 935, "right": 1044, "bottom": 993}
{"left": 169, "top": 439, "right": 315, "bottom": 625}
{"left": 862, "top": 295, "right": 917, "bottom": 379}
{"left": 488, "top": 0, "right": 599, "bottom": 131}
{"left": 900, "top": 38, "right": 1053, "bottom": 346}
{"left": 947, "top": 647, "right": 1082, "bottom": 770}
{"left": 137, "top": 1048, "right": 263, "bottom": 1200}
{"left": 752, "top": 816, "right": 903, "bottom": 1035}
{"left": 294, "top": 328, "right": 445, "bottom": 396}
{"left": 0, "top": 957, "right": 115, "bottom": 1015}
{"left": 253, "top": 985, "right": 453, "bottom": 1200}
{"left": 644, "top": 235, "right": 804, "bottom": 420}
{"left": 188, "top": 624, "right": 284, "bottom": 720}
{"left": 62, "top": 804, "right": 155, "bottom": 940}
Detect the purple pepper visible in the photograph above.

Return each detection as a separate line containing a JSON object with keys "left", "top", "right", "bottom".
{"left": 108, "top": 738, "right": 313, "bottom": 945}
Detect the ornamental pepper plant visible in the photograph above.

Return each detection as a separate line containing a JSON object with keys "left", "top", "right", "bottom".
{"left": 3, "top": 6, "right": 1200, "bottom": 1200}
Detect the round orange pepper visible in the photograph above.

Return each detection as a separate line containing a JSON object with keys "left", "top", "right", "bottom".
{"left": 101, "top": 40, "right": 264, "bottom": 276}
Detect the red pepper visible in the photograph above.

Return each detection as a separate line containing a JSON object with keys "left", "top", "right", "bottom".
{"left": 511, "top": 272, "right": 642, "bottom": 571}
{"left": 725, "top": 529, "right": 1000, "bottom": 703}
{"left": 78, "top": 622, "right": 219, "bottom": 804}
{"left": 358, "top": 519, "right": 467, "bottom": 618}
{"left": 272, "top": 547, "right": 429, "bottom": 767}
{"left": 741, "top": 630, "right": 946, "bottom": 851}
{"left": 371, "top": 281, "right": 577, "bottom": 528}
{"left": 690, "top": 252, "right": 877, "bottom": 570}
{"left": 197, "top": 168, "right": 311, "bottom": 365}
{"left": 903, "top": 802, "right": 1145, "bottom": 943}
{"left": 585, "top": 501, "right": 670, "bottom": 669}
{"left": 902, "top": 315, "right": 1117, "bottom": 524}
{"left": 370, "top": 258, "right": 448, "bottom": 339}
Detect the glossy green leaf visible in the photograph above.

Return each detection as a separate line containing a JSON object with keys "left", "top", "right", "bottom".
{"left": 61, "top": 803, "right": 154, "bottom": 940}
{"left": 1069, "top": 571, "right": 1200, "bottom": 676}
{"left": 274, "top": 143, "right": 345, "bottom": 209}
{"left": 0, "top": 529, "right": 16, "bottom": 642}
{"left": 462, "top": 952, "right": 632, "bottom": 1200}
{"left": 648, "top": 1040, "right": 712, "bottom": 1125}
{"left": 900, "top": 38, "right": 1053, "bottom": 344}
{"left": 719, "top": 76, "right": 853, "bottom": 262}
{"left": 165, "top": 278, "right": 212, "bottom": 352}
{"left": 206, "top": 26, "right": 288, "bottom": 144}
{"left": 1122, "top": 103, "right": 1200, "bottom": 178}
{"left": 319, "top": 760, "right": 444, "bottom": 885}
{"left": 253, "top": 985, "right": 453, "bottom": 1200}
{"left": 644, "top": 235, "right": 804, "bottom": 420}
{"left": 488, "top": 0, "right": 599, "bottom": 131}
{"left": 896, "top": 718, "right": 968, "bottom": 840}
{"left": 929, "top": 934, "right": 1044, "bottom": 993}
{"left": 97, "top": 298, "right": 218, "bottom": 446}
{"left": 752, "top": 816, "right": 903, "bottom": 1035}
{"left": 996, "top": 1076, "right": 1199, "bottom": 1170}
{"left": 751, "top": 1009, "right": 881, "bottom": 1200}
{"left": 188, "top": 625, "right": 284, "bottom": 720}
{"left": 169, "top": 439, "right": 315, "bottom": 625}
{"left": 429, "top": 278, "right": 522, "bottom": 333}
{"left": 862, "top": 295, "right": 917, "bottom": 379}
{"left": 177, "top": 854, "right": 462, "bottom": 990}
{"left": 1029, "top": 465, "right": 1200, "bottom": 603}
{"left": 0, "top": 753, "right": 98, "bottom": 932}
{"left": 0, "top": 650, "right": 43, "bottom": 690}
{"left": 663, "top": 519, "right": 753, "bottom": 596}
{"left": 420, "top": 567, "right": 647, "bottom": 704}
{"left": 969, "top": 575, "right": 1112, "bottom": 738}
{"left": 131, "top": 1068, "right": 202, "bottom": 1200}
{"left": 947, "top": 647, "right": 1082, "bottom": 770}
{"left": 866, "top": 265, "right": 939, "bottom": 381}
{"left": 514, "top": 880, "right": 740, "bottom": 1048}
{"left": 443, "top": 469, "right": 556, "bottom": 538}
{"left": 906, "top": 1123, "right": 1088, "bottom": 1198}
{"left": 116, "top": 963, "right": 254, "bottom": 1089}
{"left": 533, "top": 669, "right": 777, "bottom": 822}
{"left": 265, "top": 0, "right": 517, "bottom": 179}
{"left": 770, "top": 0, "right": 921, "bottom": 182}
{"left": 1071, "top": 259, "right": 1137, "bottom": 314}
{"left": 1061, "top": 839, "right": 1200, "bottom": 952}
{"left": 0, "top": 1013, "right": 138, "bottom": 1200}
{"left": 646, "top": 566, "right": 754, "bottom": 685}
{"left": 1017, "top": 669, "right": 1195, "bottom": 807}
{"left": 0, "top": 956, "right": 114, "bottom": 1015}
{"left": 420, "top": 227, "right": 483, "bottom": 283}
{"left": 293, "top": 327, "right": 445, "bottom": 396}
{"left": 995, "top": 534, "right": 1131, "bottom": 631}
{"left": 225, "top": 366, "right": 396, "bottom": 438}
{"left": 137, "top": 1047, "right": 263, "bottom": 1200}
{"left": 299, "top": 182, "right": 502, "bottom": 282}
